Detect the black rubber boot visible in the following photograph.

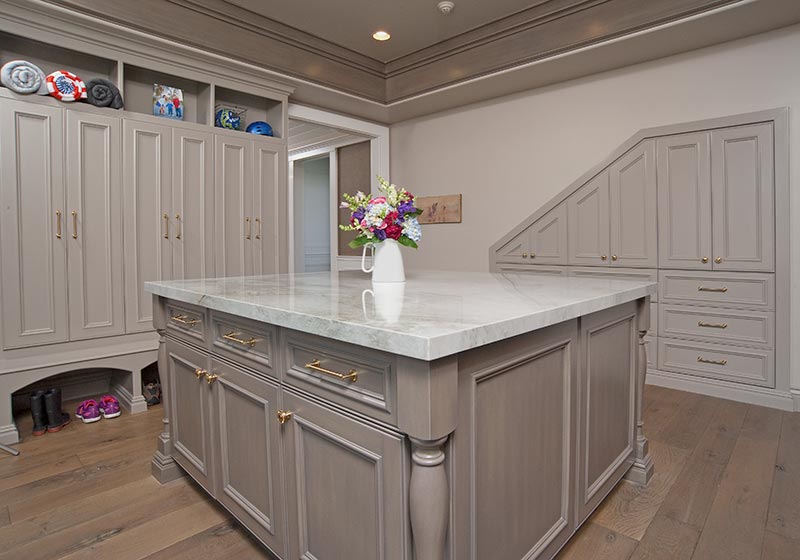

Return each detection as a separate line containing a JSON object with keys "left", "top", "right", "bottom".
{"left": 44, "top": 388, "right": 70, "bottom": 433}
{"left": 30, "top": 390, "right": 48, "bottom": 436}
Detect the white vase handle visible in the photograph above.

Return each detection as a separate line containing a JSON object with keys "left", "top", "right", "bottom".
{"left": 361, "top": 244, "right": 375, "bottom": 273}
{"left": 361, "top": 289, "right": 374, "bottom": 318}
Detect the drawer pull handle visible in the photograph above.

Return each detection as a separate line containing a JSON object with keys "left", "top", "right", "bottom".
{"left": 72, "top": 210, "right": 78, "bottom": 239}
{"left": 223, "top": 331, "right": 257, "bottom": 347}
{"left": 697, "top": 356, "right": 727, "bottom": 366}
{"left": 698, "top": 286, "right": 728, "bottom": 293}
{"left": 205, "top": 372, "right": 219, "bottom": 385}
{"left": 194, "top": 368, "right": 207, "bottom": 379}
{"left": 305, "top": 359, "right": 358, "bottom": 383}
{"left": 175, "top": 214, "right": 182, "bottom": 240}
{"left": 698, "top": 321, "right": 728, "bottom": 329}
{"left": 277, "top": 410, "right": 293, "bottom": 425}
{"left": 163, "top": 213, "right": 169, "bottom": 239}
{"left": 255, "top": 217, "right": 262, "bottom": 240}
{"left": 171, "top": 314, "right": 201, "bottom": 327}
{"left": 56, "top": 210, "right": 62, "bottom": 239}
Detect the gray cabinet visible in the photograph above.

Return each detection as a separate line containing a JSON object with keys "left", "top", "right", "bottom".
{"left": 215, "top": 134, "right": 253, "bottom": 277}
{"left": 253, "top": 142, "right": 285, "bottom": 275}
{"left": 496, "top": 228, "right": 529, "bottom": 263}
{"left": 0, "top": 98, "right": 68, "bottom": 349}
{"left": 567, "top": 171, "right": 610, "bottom": 266}
{"left": 529, "top": 204, "right": 568, "bottom": 265}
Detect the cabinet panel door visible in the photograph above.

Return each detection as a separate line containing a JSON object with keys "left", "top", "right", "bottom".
{"left": 657, "top": 132, "right": 712, "bottom": 270}
{"left": 66, "top": 110, "right": 124, "bottom": 340}
{"left": 0, "top": 99, "right": 68, "bottom": 348}
{"left": 253, "top": 142, "right": 284, "bottom": 275}
{"left": 283, "top": 390, "right": 407, "bottom": 560}
{"left": 711, "top": 123, "right": 774, "bottom": 272}
{"left": 122, "top": 119, "right": 172, "bottom": 333}
{"left": 495, "top": 229, "right": 529, "bottom": 263}
{"left": 173, "top": 128, "right": 214, "bottom": 280}
{"left": 214, "top": 135, "right": 251, "bottom": 278}
{"left": 211, "top": 359, "right": 286, "bottom": 557}
{"left": 530, "top": 204, "right": 568, "bottom": 265}
{"left": 609, "top": 141, "right": 657, "bottom": 268}
{"left": 168, "top": 340, "right": 214, "bottom": 493}
{"left": 567, "top": 171, "right": 610, "bottom": 266}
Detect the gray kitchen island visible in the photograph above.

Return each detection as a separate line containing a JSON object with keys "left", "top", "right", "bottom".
{"left": 145, "top": 270, "right": 656, "bottom": 560}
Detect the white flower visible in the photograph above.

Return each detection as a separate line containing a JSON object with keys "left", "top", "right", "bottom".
{"left": 402, "top": 217, "right": 422, "bottom": 242}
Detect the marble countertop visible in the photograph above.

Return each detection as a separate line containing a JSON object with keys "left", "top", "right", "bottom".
{"left": 145, "top": 271, "right": 656, "bottom": 361}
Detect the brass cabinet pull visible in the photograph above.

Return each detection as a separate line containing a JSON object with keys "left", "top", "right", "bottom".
{"left": 698, "top": 286, "right": 728, "bottom": 293}
{"left": 163, "top": 213, "right": 169, "bottom": 239}
{"left": 698, "top": 321, "right": 728, "bottom": 329}
{"left": 175, "top": 214, "right": 181, "bottom": 240}
{"left": 71, "top": 210, "right": 78, "bottom": 239}
{"left": 305, "top": 358, "right": 358, "bottom": 383}
{"left": 611, "top": 255, "right": 618, "bottom": 261}
{"left": 170, "top": 314, "right": 201, "bottom": 326}
{"left": 205, "top": 372, "right": 219, "bottom": 385}
{"left": 277, "top": 410, "right": 293, "bottom": 425}
{"left": 521, "top": 252, "right": 528, "bottom": 258}
{"left": 195, "top": 368, "right": 207, "bottom": 379}
{"left": 697, "top": 356, "right": 727, "bottom": 366}
{"left": 255, "top": 218, "right": 262, "bottom": 240}
{"left": 600, "top": 255, "right": 607, "bottom": 261}
{"left": 701, "top": 257, "right": 709, "bottom": 264}
{"left": 56, "top": 210, "right": 62, "bottom": 239}
{"left": 222, "top": 331, "right": 257, "bottom": 347}
{"left": 530, "top": 253, "right": 535, "bottom": 259}
{"left": 715, "top": 257, "right": 722, "bottom": 264}
{"left": 245, "top": 217, "right": 251, "bottom": 240}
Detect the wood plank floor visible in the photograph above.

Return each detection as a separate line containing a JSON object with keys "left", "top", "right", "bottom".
{"left": 0, "top": 387, "right": 798, "bottom": 559}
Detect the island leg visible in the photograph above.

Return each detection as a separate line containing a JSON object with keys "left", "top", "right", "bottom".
{"left": 626, "top": 297, "right": 654, "bottom": 485}
{"left": 151, "top": 296, "right": 184, "bottom": 483}
{"left": 409, "top": 436, "right": 450, "bottom": 560}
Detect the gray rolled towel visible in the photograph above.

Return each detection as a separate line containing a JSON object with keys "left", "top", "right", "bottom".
{"left": 85, "top": 78, "right": 123, "bottom": 109}
{"left": 1, "top": 60, "right": 47, "bottom": 94}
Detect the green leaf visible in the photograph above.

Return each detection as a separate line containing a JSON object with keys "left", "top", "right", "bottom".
{"left": 348, "top": 235, "right": 372, "bottom": 249}
{"left": 397, "top": 235, "right": 418, "bottom": 249}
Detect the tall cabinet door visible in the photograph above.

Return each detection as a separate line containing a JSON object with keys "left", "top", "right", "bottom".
{"left": 711, "top": 123, "right": 775, "bottom": 272}
{"left": 657, "top": 132, "right": 712, "bottom": 270}
{"left": 252, "top": 141, "right": 285, "bottom": 275}
{"left": 609, "top": 141, "right": 657, "bottom": 268}
{"left": 0, "top": 99, "right": 68, "bottom": 349}
{"left": 173, "top": 127, "right": 214, "bottom": 280}
{"left": 215, "top": 135, "right": 252, "bottom": 278}
{"left": 567, "top": 171, "right": 610, "bottom": 266}
{"left": 66, "top": 110, "right": 125, "bottom": 340}
{"left": 122, "top": 118, "right": 173, "bottom": 333}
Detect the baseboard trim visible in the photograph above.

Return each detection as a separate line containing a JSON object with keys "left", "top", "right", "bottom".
{"left": 647, "top": 369, "right": 794, "bottom": 411}
{"left": 0, "top": 423, "right": 19, "bottom": 445}
{"left": 790, "top": 389, "right": 800, "bottom": 412}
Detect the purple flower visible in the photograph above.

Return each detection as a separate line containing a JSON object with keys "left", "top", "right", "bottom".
{"left": 398, "top": 201, "right": 416, "bottom": 217}
{"left": 374, "top": 228, "right": 387, "bottom": 241}
{"left": 352, "top": 208, "right": 365, "bottom": 221}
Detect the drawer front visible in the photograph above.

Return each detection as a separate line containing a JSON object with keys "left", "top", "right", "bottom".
{"left": 659, "top": 271, "right": 774, "bottom": 310}
{"left": 165, "top": 301, "right": 207, "bottom": 345}
{"left": 658, "top": 338, "right": 774, "bottom": 387}
{"left": 659, "top": 304, "right": 774, "bottom": 348}
{"left": 569, "top": 267, "right": 659, "bottom": 301}
{"left": 497, "top": 264, "right": 568, "bottom": 276}
{"left": 211, "top": 311, "right": 276, "bottom": 378}
{"left": 283, "top": 330, "right": 397, "bottom": 425}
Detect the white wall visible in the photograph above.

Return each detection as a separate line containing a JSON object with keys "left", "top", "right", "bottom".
{"left": 390, "top": 24, "right": 800, "bottom": 390}
{"left": 298, "top": 156, "right": 331, "bottom": 272}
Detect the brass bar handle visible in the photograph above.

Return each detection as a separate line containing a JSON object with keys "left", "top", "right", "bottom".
{"left": 277, "top": 410, "right": 293, "bottom": 425}
{"left": 305, "top": 359, "right": 358, "bottom": 383}
{"left": 245, "top": 217, "right": 251, "bottom": 240}
{"left": 175, "top": 214, "right": 181, "bottom": 240}
{"left": 698, "top": 286, "right": 728, "bottom": 293}
{"left": 205, "top": 372, "right": 219, "bottom": 385}
{"left": 697, "top": 356, "right": 727, "bottom": 366}
{"left": 222, "top": 331, "right": 257, "bottom": 347}
{"left": 255, "top": 218, "right": 262, "bottom": 240}
{"left": 71, "top": 210, "right": 78, "bottom": 239}
{"left": 170, "top": 314, "right": 201, "bottom": 327}
{"left": 56, "top": 210, "right": 62, "bottom": 239}
{"left": 195, "top": 368, "right": 207, "bottom": 379}
{"left": 698, "top": 321, "right": 728, "bottom": 329}
{"left": 163, "top": 213, "right": 169, "bottom": 239}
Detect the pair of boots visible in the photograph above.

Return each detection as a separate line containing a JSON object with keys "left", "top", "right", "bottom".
{"left": 30, "top": 388, "right": 71, "bottom": 436}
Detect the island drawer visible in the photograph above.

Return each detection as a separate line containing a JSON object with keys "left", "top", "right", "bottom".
{"left": 659, "top": 271, "right": 774, "bottom": 310}
{"left": 658, "top": 338, "right": 774, "bottom": 387}
{"left": 658, "top": 304, "right": 774, "bottom": 348}
{"left": 282, "top": 330, "right": 397, "bottom": 425}
{"left": 165, "top": 301, "right": 207, "bottom": 346}
{"left": 569, "top": 267, "right": 659, "bottom": 301}
{"left": 211, "top": 312, "right": 277, "bottom": 379}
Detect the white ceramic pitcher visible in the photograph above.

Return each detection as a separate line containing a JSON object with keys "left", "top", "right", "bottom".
{"left": 362, "top": 239, "right": 405, "bottom": 283}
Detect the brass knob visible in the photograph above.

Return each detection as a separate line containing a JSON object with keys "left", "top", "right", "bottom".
{"left": 702, "top": 257, "right": 709, "bottom": 264}
{"left": 521, "top": 252, "right": 528, "bottom": 258}
{"left": 277, "top": 410, "right": 293, "bottom": 425}
{"left": 195, "top": 368, "right": 207, "bottom": 379}
{"left": 714, "top": 257, "right": 722, "bottom": 264}
{"left": 611, "top": 255, "right": 618, "bottom": 261}
{"left": 600, "top": 255, "right": 607, "bottom": 261}
{"left": 530, "top": 253, "right": 535, "bottom": 259}
{"left": 205, "top": 372, "right": 219, "bottom": 385}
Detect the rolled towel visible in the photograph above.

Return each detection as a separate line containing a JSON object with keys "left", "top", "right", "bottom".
{"left": 85, "top": 78, "right": 123, "bottom": 109}
{"left": 46, "top": 70, "right": 87, "bottom": 102}
{"left": 0, "top": 60, "right": 47, "bottom": 94}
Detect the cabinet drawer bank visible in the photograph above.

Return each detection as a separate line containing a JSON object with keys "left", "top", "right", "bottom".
{"left": 145, "top": 271, "right": 657, "bottom": 560}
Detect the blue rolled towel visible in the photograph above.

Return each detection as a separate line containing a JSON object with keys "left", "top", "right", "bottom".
{"left": 0, "top": 60, "right": 47, "bottom": 94}
{"left": 85, "top": 78, "right": 123, "bottom": 109}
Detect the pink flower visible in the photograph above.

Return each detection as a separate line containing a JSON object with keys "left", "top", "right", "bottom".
{"left": 385, "top": 211, "right": 399, "bottom": 223}
{"left": 385, "top": 224, "right": 402, "bottom": 240}
{"left": 370, "top": 196, "right": 387, "bottom": 204}
{"left": 360, "top": 218, "right": 367, "bottom": 228}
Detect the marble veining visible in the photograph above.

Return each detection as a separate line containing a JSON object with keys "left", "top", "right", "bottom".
{"left": 145, "top": 271, "right": 656, "bottom": 361}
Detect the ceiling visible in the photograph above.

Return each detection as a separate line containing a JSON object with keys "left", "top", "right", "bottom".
{"left": 288, "top": 119, "right": 370, "bottom": 158}
{"left": 225, "top": 0, "right": 537, "bottom": 62}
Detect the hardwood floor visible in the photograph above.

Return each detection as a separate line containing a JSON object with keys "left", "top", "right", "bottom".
{"left": 0, "top": 387, "right": 798, "bottom": 559}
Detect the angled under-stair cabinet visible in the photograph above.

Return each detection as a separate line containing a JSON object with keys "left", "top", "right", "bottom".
{"left": 490, "top": 109, "right": 790, "bottom": 411}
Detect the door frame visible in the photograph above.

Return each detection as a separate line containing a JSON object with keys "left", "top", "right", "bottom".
{"left": 287, "top": 104, "right": 389, "bottom": 273}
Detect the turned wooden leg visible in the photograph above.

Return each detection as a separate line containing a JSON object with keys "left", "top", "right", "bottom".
{"left": 409, "top": 436, "right": 449, "bottom": 560}
{"left": 626, "top": 298, "right": 654, "bottom": 485}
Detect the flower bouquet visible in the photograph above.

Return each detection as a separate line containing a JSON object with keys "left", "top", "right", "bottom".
{"left": 339, "top": 176, "right": 422, "bottom": 249}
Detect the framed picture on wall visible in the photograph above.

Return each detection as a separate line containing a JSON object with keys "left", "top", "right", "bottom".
{"left": 416, "top": 194, "right": 462, "bottom": 224}
{"left": 152, "top": 84, "right": 183, "bottom": 120}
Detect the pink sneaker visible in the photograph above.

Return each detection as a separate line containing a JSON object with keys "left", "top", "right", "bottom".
{"left": 75, "top": 400, "right": 101, "bottom": 424}
{"left": 98, "top": 395, "right": 121, "bottom": 419}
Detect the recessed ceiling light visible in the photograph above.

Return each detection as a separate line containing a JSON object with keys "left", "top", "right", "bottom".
{"left": 372, "top": 30, "right": 391, "bottom": 41}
